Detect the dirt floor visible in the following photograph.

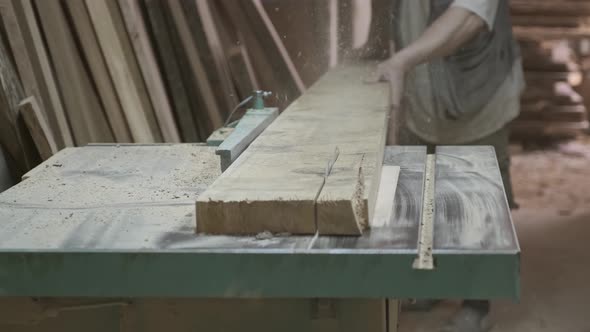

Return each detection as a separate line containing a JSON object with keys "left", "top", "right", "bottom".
{"left": 400, "top": 137, "right": 590, "bottom": 332}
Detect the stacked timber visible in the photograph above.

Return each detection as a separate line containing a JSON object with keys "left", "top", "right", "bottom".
{"left": 0, "top": 0, "right": 344, "bottom": 182}
{"left": 512, "top": 39, "right": 589, "bottom": 139}
{"left": 510, "top": 0, "right": 590, "bottom": 141}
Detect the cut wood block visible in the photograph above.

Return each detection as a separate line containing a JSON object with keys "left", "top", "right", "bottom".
{"left": 18, "top": 96, "right": 58, "bottom": 160}
{"left": 144, "top": 0, "right": 200, "bottom": 142}
{"left": 197, "top": 64, "right": 390, "bottom": 235}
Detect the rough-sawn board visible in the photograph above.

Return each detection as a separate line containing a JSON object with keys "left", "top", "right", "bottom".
{"left": 197, "top": 64, "right": 390, "bottom": 235}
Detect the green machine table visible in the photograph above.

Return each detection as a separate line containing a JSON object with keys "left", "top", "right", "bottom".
{"left": 0, "top": 144, "right": 519, "bottom": 331}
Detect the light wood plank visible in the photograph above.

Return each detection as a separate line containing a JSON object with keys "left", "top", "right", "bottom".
{"left": 193, "top": 0, "right": 239, "bottom": 114}
{"left": 10, "top": 0, "right": 73, "bottom": 148}
{"left": 35, "top": 0, "right": 114, "bottom": 146}
{"left": 119, "top": 0, "right": 180, "bottom": 143}
{"left": 64, "top": 0, "right": 132, "bottom": 143}
{"left": 197, "top": 64, "right": 389, "bottom": 235}
{"left": 18, "top": 96, "right": 58, "bottom": 160}
{"left": 85, "top": 0, "right": 161, "bottom": 143}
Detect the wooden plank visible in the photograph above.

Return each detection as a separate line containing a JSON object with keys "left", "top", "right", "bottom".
{"left": 193, "top": 0, "right": 239, "bottom": 115}
{"left": 197, "top": 64, "right": 389, "bottom": 235}
{"left": 9, "top": 0, "right": 73, "bottom": 148}
{"left": 64, "top": 0, "right": 132, "bottom": 143}
{"left": 0, "top": 0, "right": 54, "bottom": 144}
{"left": 35, "top": 0, "right": 114, "bottom": 146}
{"left": 143, "top": 0, "right": 200, "bottom": 142}
{"left": 208, "top": 1, "right": 259, "bottom": 98}
{"left": 85, "top": 0, "right": 161, "bottom": 143}
{"left": 369, "top": 166, "right": 400, "bottom": 228}
{"left": 0, "top": 19, "right": 40, "bottom": 174}
{"left": 119, "top": 0, "right": 180, "bottom": 143}
{"left": 167, "top": 0, "right": 223, "bottom": 130}
{"left": 219, "top": 0, "right": 304, "bottom": 110}
{"left": 18, "top": 96, "right": 58, "bottom": 160}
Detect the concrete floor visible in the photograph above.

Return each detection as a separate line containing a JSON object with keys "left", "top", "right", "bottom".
{"left": 400, "top": 141, "right": 590, "bottom": 331}
{"left": 400, "top": 208, "right": 590, "bottom": 331}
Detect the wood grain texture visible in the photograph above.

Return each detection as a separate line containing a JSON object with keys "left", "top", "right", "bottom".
{"left": 144, "top": 0, "right": 200, "bottom": 142}
{"left": 0, "top": 29, "right": 39, "bottom": 176}
{"left": 197, "top": 64, "right": 389, "bottom": 235}
{"left": 64, "top": 0, "right": 132, "bottom": 143}
{"left": 85, "top": 0, "right": 161, "bottom": 143}
{"left": 193, "top": 0, "right": 238, "bottom": 115}
{"left": 119, "top": 0, "right": 180, "bottom": 143}
{"left": 167, "top": 0, "right": 223, "bottom": 130}
{"left": 18, "top": 96, "right": 58, "bottom": 160}
{"left": 35, "top": 0, "right": 114, "bottom": 146}
{"left": 9, "top": 0, "right": 73, "bottom": 148}
{"left": 218, "top": 0, "right": 303, "bottom": 110}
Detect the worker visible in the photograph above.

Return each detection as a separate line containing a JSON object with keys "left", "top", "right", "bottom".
{"left": 369, "top": 0, "right": 523, "bottom": 331}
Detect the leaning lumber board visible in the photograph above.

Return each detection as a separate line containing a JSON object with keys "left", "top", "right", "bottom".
{"left": 167, "top": 0, "right": 224, "bottom": 130}
{"left": 10, "top": 0, "right": 73, "bottom": 148}
{"left": 64, "top": 0, "right": 132, "bottom": 143}
{"left": 35, "top": 0, "right": 114, "bottom": 146}
{"left": 144, "top": 0, "right": 200, "bottom": 142}
{"left": 85, "top": 0, "right": 162, "bottom": 143}
{"left": 18, "top": 96, "right": 58, "bottom": 160}
{"left": 197, "top": 63, "right": 390, "bottom": 235}
{"left": 119, "top": 0, "right": 180, "bottom": 143}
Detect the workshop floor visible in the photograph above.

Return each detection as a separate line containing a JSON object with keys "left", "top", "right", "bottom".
{"left": 400, "top": 138, "right": 590, "bottom": 332}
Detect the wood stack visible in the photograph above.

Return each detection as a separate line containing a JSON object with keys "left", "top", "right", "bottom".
{"left": 511, "top": 0, "right": 590, "bottom": 141}
{"left": 0, "top": 0, "right": 341, "bottom": 181}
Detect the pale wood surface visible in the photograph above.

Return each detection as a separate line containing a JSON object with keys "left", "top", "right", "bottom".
{"left": 18, "top": 96, "right": 58, "bottom": 161}
{"left": 10, "top": 0, "right": 73, "bottom": 148}
{"left": 86, "top": 0, "right": 161, "bottom": 143}
{"left": 35, "top": 0, "right": 114, "bottom": 146}
{"left": 197, "top": 64, "right": 389, "bottom": 235}
{"left": 64, "top": 0, "right": 132, "bottom": 143}
{"left": 119, "top": 0, "right": 180, "bottom": 143}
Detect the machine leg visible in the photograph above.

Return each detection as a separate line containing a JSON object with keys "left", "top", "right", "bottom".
{"left": 387, "top": 299, "right": 400, "bottom": 332}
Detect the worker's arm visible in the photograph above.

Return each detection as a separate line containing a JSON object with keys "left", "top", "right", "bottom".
{"left": 371, "top": 6, "right": 487, "bottom": 108}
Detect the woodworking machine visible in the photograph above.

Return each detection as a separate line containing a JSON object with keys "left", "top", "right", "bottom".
{"left": 0, "top": 103, "right": 520, "bottom": 331}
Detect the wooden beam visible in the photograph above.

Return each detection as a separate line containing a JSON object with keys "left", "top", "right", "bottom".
{"left": 9, "top": 0, "right": 73, "bottom": 148}
{"left": 193, "top": 0, "right": 239, "bottom": 114}
{"left": 35, "top": 0, "right": 114, "bottom": 145}
{"left": 18, "top": 96, "right": 58, "bottom": 160}
{"left": 197, "top": 64, "right": 390, "bottom": 235}
{"left": 85, "top": 0, "right": 161, "bottom": 143}
{"left": 64, "top": 0, "right": 132, "bottom": 143}
{"left": 143, "top": 0, "right": 200, "bottom": 142}
{"left": 167, "top": 0, "right": 224, "bottom": 130}
{"left": 119, "top": 0, "right": 180, "bottom": 143}
{"left": 219, "top": 0, "right": 304, "bottom": 110}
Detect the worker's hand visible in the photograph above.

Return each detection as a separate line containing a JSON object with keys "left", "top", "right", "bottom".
{"left": 366, "top": 56, "right": 407, "bottom": 109}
